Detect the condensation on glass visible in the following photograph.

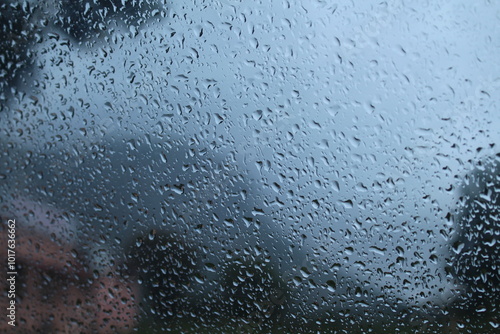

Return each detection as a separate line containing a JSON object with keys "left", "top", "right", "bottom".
{"left": 0, "top": 0, "right": 498, "bottom": 333}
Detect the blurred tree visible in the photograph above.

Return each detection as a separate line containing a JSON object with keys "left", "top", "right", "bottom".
{"left": 451, "top": 154, "right": 499, "bottom": 317}
{"left": 124, "top": 231, "right": 200, "bottom": 331}
{"left": 218, "top": 258, "right": 289, "bottom": 331}
{"left": 0, "top": 0, "right": 167, "bottom": 104}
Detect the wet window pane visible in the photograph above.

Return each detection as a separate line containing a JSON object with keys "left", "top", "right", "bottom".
{"left": 1, "top": 0, "right": 499, "bottom": 332}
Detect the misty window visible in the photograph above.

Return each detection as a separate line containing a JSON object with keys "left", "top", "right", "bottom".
{"left": 1, "top": 1, "right": 499, "bottom": 333}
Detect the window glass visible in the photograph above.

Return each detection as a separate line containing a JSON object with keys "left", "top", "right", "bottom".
{"left": 1, "top": 0, "right": 499, "bottom": 332}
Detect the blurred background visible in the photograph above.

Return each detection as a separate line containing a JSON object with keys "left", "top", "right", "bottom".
{"left": 1, "top": 0, "right": 499, "bottom": 333}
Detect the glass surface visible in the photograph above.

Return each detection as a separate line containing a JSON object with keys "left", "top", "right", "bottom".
{"left": 1, "top": 1, "right": 499, "bottom": 333}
